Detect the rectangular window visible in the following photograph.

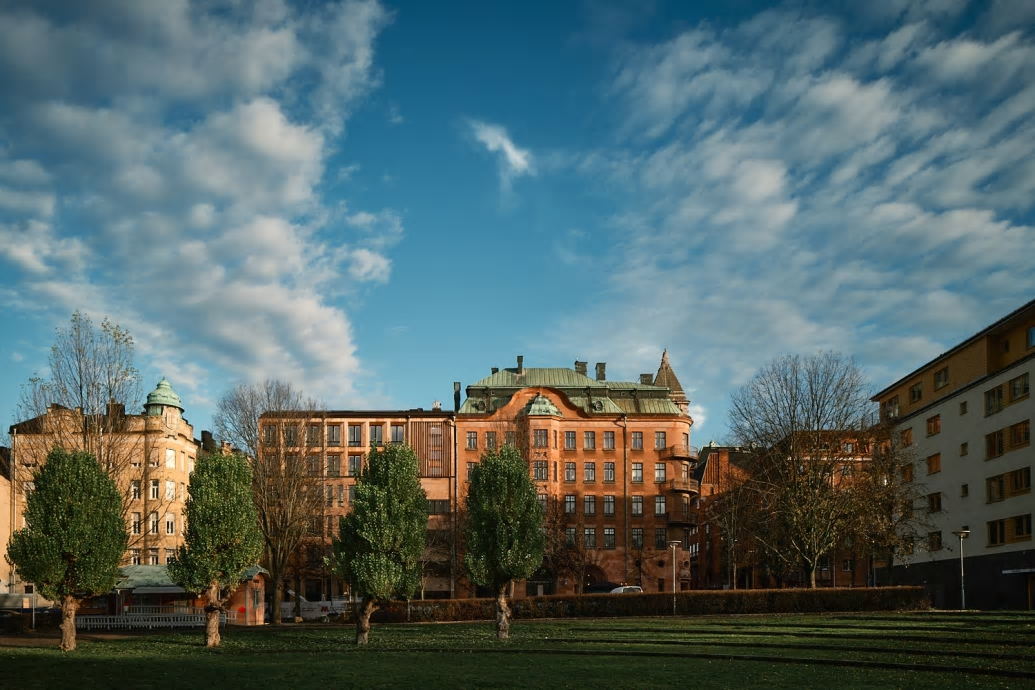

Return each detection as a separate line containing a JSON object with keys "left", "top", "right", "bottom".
{"left": 987, "top": 474, "right": 1006, "bottom": 502}
{"left": 927, "top": 531, "right": 942, "bottom": 551}
{"left": 150, "top": 480, "right": 159, "bottom": 500}
{"left": 307, "top": 456, "right": 322, "bottom": 476}
{"left": 533, "top": 429, "right": 548, "bottom": 448}
{"left": 632, "top": 463, "right": 643, "bottom": 483}
{"left": 655, "top": 495, "right": 667, "bottom": 516}
{"left": 565, "top": 527, "right": 576, "bottom": 546}
{"left": 603, "top": 431, "right": 615, "bottom": 450}
{"left": 564, "top": 431, "right": 576, "bottom": 450}
{"left": 466, "top": 462, "right": 475, "bottom": 482}
{"left": 263, "top": 425, "right": 276, "bottom": 445}
{"left": 327, "top": 515, "right": 336, "bottom": 537}
{"left": 348, "top": 424, "right": 362, "bottom": 447}
{"left": 655, "top": 431, "right": 667, "bottom": 450}
{"left": 165, "top": 480, "right": 176, "bottom": 500}
{"left": 284, "top": 425, "right": 298, "bottom": 447}
{"left": 960, "top": 400, "right": 968, "bottom": 415}
{"left": 391, "top": 424, "right": 405, "bottom": 444}
{"left": 131, "top": 549, "right": 141, "bottom": 566}
{"left": 883, "top": 396, "right": 900, "bottom": 419}
{"left": 348, "top": 485, "right": 356, "bottom": 502}
{"left": 632, "top": 432, "right": 643, "bottom": 450}
{"left": 603, "top": 462, "right": 615, "bottom": 483}
{"left": 926, "top": 415, "right": 941, "bottom": 436}
{"left": 485, "top": 431, "right": 497, "bottom": 449}
{"left": 1015, "top": 514, "right": 1033, "bottom": 539}
{"left": 584, "top": 495, "right": 596, "bottom": 516}
{"left": 564, "top": 462, "right": 576, "bottom": 482}
{"left": 986, "top": 430, "right": 1005, "bottom": 459}
{"left": 988, "top": 519, "right": 1006, "bottom": 546}
{"left": 132, "top": 512, "right": 141, "bottom": 535}
{"left": 166, "top": 514, "right": 175, "bottom": 535}
{"left": 307, "top": 424, "right": 321, "bottom": 446}
{"left": 165, "top": 549, "right": 176, "bottom": 565}
{"left": 327, "top": 455, "right": 341, "bottom": 477}
{"left": 1029, "top": 326, "right": 1035, "bottom": 349}
{"left": 131, "top": 480, "right": 141, "bottom": 500}
{"left": 584, "top": 431, "right": 596, "bottom": 450}
{"left": 149, "top": 511, "right": 159, "bottom": 534}
{"left": 165, "top": 448, "right": 176, "bottom": 468}
{"left": 603, "top": 495, "right": 615, "bottom": 516}
{"left": 655, "top": 463, "right": 667, "bottom": 483}
{"left": 960, "top": 442, "right": 968, "bottom": 456}
{"left": 934, "top": 367, "right": 949, "bottom": 390}
{"left": 986, "top": 386, "right": 1004, "bottom": 415}
{"left": 328, "top": 424, "right": 342, "bottom": 446}
{"left": 370, "top": 425, "right": 383, "bottom": 446}
{"left": 926, "top": 492, "right": 942, "bottom": 512}
{"left": 338, "top": 485, "right": 344, "bottom": 507}
{"left": 584, "top": 527, "right": 597, "bottom": 549}
{"left": 1012, "top": 373, "right": 1031, "bottom": 401}
{"left": 909, "top": 381, "right": 922, "bottom": 403}
{"left": 901, "top": 428, "right": 913, "bottom": 446}
{"left": 961, "top": 483, "right": 969, "bottom": 497}
{"left": 603, "top": 527, "right": 616, "bottom": 549}
{"left": 348, "top": 455, "right": 362, "bottom": 476}
{"left": 926, "top": 454, "right": 941, "bottom": 474}
{"left": 1012, "top": 420, "right": 1031, "bottom": 448}
{"left": 149, "top": 549, "right": 159, "bottom": 566}
{"left": 584, "top": 462, "right": 596, "bottom": 482}
{"left": 533, "top": 461, "right": 548, "bottom": 481}
{"left": 632, "top": 528, "right": 643, "bottom": 549}
{"left": 327, "top": 485, "right": 334, "bottom": 507}
{"left": 632, "top": 495, "right": 643, "bottom": 516}
{"left": 564, "top": 495, "right": 576, "bottom": 514}
{"left": 427, "top": 499, "right": 450, "bottom": 515}
{"left": 466, "top": 431, "right": 478, "bottom": 450}
{"left": 537, "top": 493, "right": 548, "bottom": 512}
{"left": 505, "top": 431, "right": 516, "bottom": 446}
{"left": 842, "top": 559, "right": 854, "bottom": 572}
{"left": 654, "top": 528, "right": 667, "bottom": 549}
{"left": 1011, "top": 467, "right": 1031, "bottom": 492}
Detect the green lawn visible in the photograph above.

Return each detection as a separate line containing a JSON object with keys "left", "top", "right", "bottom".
{"left": 3, "top": 611, "right": 1034, "bottom": 689}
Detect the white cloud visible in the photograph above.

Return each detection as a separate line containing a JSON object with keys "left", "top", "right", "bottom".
{"left": 469, "top": 120, "right": 535, "bottom": 189}
{"left": 347, "top": 248, "right": 391, "bottom": 283}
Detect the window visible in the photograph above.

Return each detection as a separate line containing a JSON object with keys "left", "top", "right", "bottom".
{"left": 584, "top": 495, "right": 596, "bottom": 516}
{"left": 934, "top": 367, "right": 949, "bottom": 390}
{"left": 284, "top": 425, "right": 299, "bottom": 446}
{"left": 1029, "top": 326, "right": 1035, "bottom": 349}
{"left": 466, "top": 462, "right": 475, "bottom": 482}
{"left": 960, "top": 442, "right": 968, "bottom": 456}
{"left": 655, "top": 495, "right": 667, "bottom": 516}
{"left": 370, "top": 425, "right": 383, "bottom": 446}
{"left": 961, "top": 483, "right": 969, "bottom": 497}
{"left": 165, "top": 549, "right": 176, "bottom": 565}
{"left": 986, "top": 430, "right": 1005, "bottom": 458}
{"left": 926, "top": 492, "right": 942, "bottom": 512}
{"left": 584, "top": 462, "right": 596, "bottom": 482}
{"left": 307, "top": 424, "right": 321, "bottom": 446}
{"left": 327, "top": 455, "right": 341, "bottom": 477}
{"left": 604, "top": 431, "right": 615, "bottom": 450}
{"left": 883, "top": 396, "right": 900, "bottom": 419}
{"left": 603, "top": 527, "right": 616, "bottom": 549}
{"left": 307, "top": 456, "right": 322, "bottom": 476}
{"left": 631, "top": 431, "right": 643, "bottom": 450}
{"left": 131, "top": 480, "right": 141, "bottom": 500}
{"left": 533, "top": 461, "right": 548, "bottom": 481}
{"left": 901, "top": 428, "right": 913, "bottom": 446}
{"left": 632, "top": 528, "right": 644, "bottom": 548}
{"left": 926, "top": 454, "right": 941, "bottom": 474}
{"left": 1011, "top": 467, "right": 1031, "bottom": 492}
{"left": 165, "top": 448, "right": 176, "bottom": 468}
{"left": 263, "top": 425, "right": 276, "bottom": 445}
{"left": 338, "top": 485, "right": 345, "bottom": 507}
{"left": 603, "top": 495, "right": 615, "bottom": 517}
{"left": 632, "top": 463, "right": 643, "bottom": 483}
{"left": 165, "top": 480, "right": 175, "bottom": 500}
{"left": 1009, "top": 373, "right": 1030, "bottom": 401}
{"left": 348, "top": 455, "right": 362, "bottom": 476}
{"left": 1015, "top": 514, "right": 1033, "bottom": 539}
{"left": 564, "top": 462, "right": 576, "bottom": 481}
{"left": 632, "top": 495, "right": 643, "bottom": 516}
{"left": 909, "top": 381, "right": 922, "bottom": 403}
{"left": 485, "top": 431, "right": 497, "bottom": 449}
{"left": 603, "top": 462, "right": 615, "bottom": 483}
{"left": 327, "top": 515, "right": 336, "bottom": 536}
{"left": 166, "top": 514, "right": 175, "bottom": 535}
{"left": 149, "top": 511, "right": 159, "bottom": 534}
{"left": 926, "top": 415, "right": 940, "bottom": 436}
{"left": 505, "top": 431, "right": 516, "bottom": 446}
{"left": 987, "top": 474, "right": 1005, "bottom": 502}
{"left": 131, "top": 549, "right": 141, "bottom": 566}
{"left": 584, "top": 527, "right": 597, "bottom": 549}
{"left": 149, "top": 549, "right": 159, "bottom": 566}
{"left": 348, "top": 424, "right": 362, "bottom": 447}
{"left": 584, "top": 431, "right": 596, "bottom": 450}
{"left": 533, "top": 429, "right": 548, "bottom": 448}
{"left": 428, "top": 499, "right": 450, "bottom": 515}
{"left": 348, "top": 485, "right": 356, "bottom": 502}
{"left": 654, "top": 463, "right": 667, "bottom": 483}
{"left": 327, "top": 485, "right": 334, "bottom": 507}
{"left": 960, "top": 401, "right": 968, "bottom": 415}
{"left": 328, "top": 424, "right": 342, "bottom": 446}
{"left": 564, "top": 431, "right": 576, "bottom": 450}
{"left": 655, "top": 431, "right": 667, "bottom": 450}
{"left": 842, "top": 559, "right": 854, "bottom": 572}
{"left": 150, "top": 479, "right": 159, "bottom": 500}
{"left": 132, "top": 512, "right": 141, "bottom": 535}
{"left": 927, "top": 531, "right": 942, "bottom": 551}
{"left": 986, "top": 386, "right": 1004, "bottom": 415}
{"left": 565, "top": 527, "right": 577, "bottom": 546}
{"left": 988, "top": 519, "right": 1006, "bottom": 546}
{"left": 466, "top": 431, "right": 478, "bottom": 450}
{"left": 391, "top": 424, "right": 405, "bottom": 444}
{"left": 1012, "top": 420, "right": 1031, "bottom": 447}
{"left": 902, "top": 464, "right": 914, "bottom": 482}
{"left": 654, "top": 528, "right": 667, "bottom": 549}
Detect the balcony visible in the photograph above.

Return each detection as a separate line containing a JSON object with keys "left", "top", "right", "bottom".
{"left": 667, "top": 511, "right": 697, "bottom": 527}
{"left": 659, "top": 444, "right": 699, "bottom": 461}
{"left": 665, "top": 478, "right": 700, "bottom": 494}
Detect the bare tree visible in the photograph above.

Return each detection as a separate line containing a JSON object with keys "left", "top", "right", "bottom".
{"left": 213, "top": 380, "right": 324, "bottom": 625}
{"left": 541, "top": 493, "right": 593, "bottom": 593}
{"left": 727, "top": 352, "right": 871, "bottom": 588}
{"left": 704, "top": 464, "right": 752, "bottom": 589}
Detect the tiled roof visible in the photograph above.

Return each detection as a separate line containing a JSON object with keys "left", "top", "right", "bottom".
{"left": 653, "top": 350, "right": 688, "bottom": 404}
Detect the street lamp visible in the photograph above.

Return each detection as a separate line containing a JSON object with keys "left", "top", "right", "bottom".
{"left": 668, "top": 541, "right": 681, "bottom": 616}
{"left": 952, "top": 528, "right": 970, "bottom": 610}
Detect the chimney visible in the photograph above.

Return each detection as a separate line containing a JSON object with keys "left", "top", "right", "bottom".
{"left": 453, "top": 382, "right": 461, "bottom": 413}
{"left": 640, "top": 374, "right": 653, "bottom": 385}
{"left": 201, "top": 430, "right": 217, "bottom": 453}
{"left": 491, "top": 367, "right": 499, "bottom": 375}
{"left": 432, "top": 400, "right": 442, "bottom": 411}
{"left": 595, "top": 362, "right": 606, "bottom": 381}
{"left": 574, "top": 360, "right": 588, "bottom": 376}
{"left": 517, "top": 355, "right": 524, "bottom": 375}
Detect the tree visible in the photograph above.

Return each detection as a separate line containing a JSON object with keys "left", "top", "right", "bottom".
{"left": 168, "top": 452, "right": 263, "bottom": 648}
{"left": 727, "top": 352, "right": 871, "bottom": 588}
{"left": 212, "top": 380, "right": 324, "bottom": 625}
{"left": 704, "top": 465, "right": 752, "bottom": 589}
{"left": 328, "top": 443, "right": 427, "bottom": 645}
{"left": 464, "top": 444, "right": 545, "bottom": 640}
{"left": 6, "top": 448, "right": 127, "bottom": 651}
{"left": 541, "top": 492, "right": 593, "bottom": 593}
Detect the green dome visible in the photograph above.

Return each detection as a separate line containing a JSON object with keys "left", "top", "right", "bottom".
{"left": 523, "top": 393, "right": 560, "bottom": 417}
{"left": 146, "top": 378, "right": 183, "bottom": 412}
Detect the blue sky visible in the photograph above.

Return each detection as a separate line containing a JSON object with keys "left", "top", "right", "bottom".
{"left": 1, "top": 0, "right": 1033, "bottom": 444}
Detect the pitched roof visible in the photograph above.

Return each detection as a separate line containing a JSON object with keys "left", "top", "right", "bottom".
{"left": 653, "top": 349, "right": 688, "bottom": 404}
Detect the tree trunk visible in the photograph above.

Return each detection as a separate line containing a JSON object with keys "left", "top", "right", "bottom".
{"left": 293, "top": 572, "right": 302, "bottom": 620}
{"left": 356, "top": 599, "right": 376, "bottom": 645}
{"left": 272, "top": 579, "right": 284, "bottom": 625}
{"left": 804, "top": 563, "right": 817, "bottom": 588}
{"left": 59, "top": 594, "right": 78, "bottom": 652}
{"left": 885, "top": 553, "right": 896, "bottom": 586}
{"left": 205, "top": 582, "right": 221, "bottom": 648}
{"left": 495, "top": 584, "right": 511, "bottom": 640}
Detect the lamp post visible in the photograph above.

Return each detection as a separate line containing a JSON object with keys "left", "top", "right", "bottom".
{"left": 668, "top": 541, "right": 680, "bottom": 616}
{"left": 952, "top": 529, "right": 969, "bottom": 610}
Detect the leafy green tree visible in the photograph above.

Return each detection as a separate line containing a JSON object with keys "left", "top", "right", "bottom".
{"left": 464, "top": 444, "right": 545, "bottom": 640}
{"left": 168, "top": 452, "right": 263, "bottom": 648}
{"left": 6, "top": 448, "right": 128, "bottom": 651}
{"left": 328, "top": 443, "right": 427, "bottom": 645}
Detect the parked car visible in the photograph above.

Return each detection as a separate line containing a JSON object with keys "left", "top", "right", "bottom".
{"left": 609, "top": 586, "right": 643, "bottom": 594}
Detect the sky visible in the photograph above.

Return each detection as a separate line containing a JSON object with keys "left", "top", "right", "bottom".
{"left": 1, "top": 0, "right": 1033, "bottom": 445}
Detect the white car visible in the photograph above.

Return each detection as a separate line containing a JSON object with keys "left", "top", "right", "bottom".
{"left": 609, "top": 585, "right": 643, "bottom": 594}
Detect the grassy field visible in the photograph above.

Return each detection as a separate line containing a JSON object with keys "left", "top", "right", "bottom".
{"left": 3, "top": 611, "right": 1034, "bottom": 688}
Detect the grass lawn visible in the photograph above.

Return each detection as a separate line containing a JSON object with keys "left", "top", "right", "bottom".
{"left": 3, "top": 611, "right": 1034, "bottom": 688}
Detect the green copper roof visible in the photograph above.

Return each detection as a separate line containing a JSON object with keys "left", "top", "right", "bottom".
{"left": 523, "top": 394, "right": 561, "bottom": 416}
{"left": 146, "top": 378, "right": 183, "bottom": 411}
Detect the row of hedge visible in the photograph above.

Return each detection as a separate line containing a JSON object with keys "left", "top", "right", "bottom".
{"left": 367, "top": 586, "right": 929, "bottom": 624}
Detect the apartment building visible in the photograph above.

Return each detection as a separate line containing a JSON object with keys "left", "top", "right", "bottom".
{"left": 455, "top": 353, "right": 696, "bottom": 596}
{"left": 873, "top": 298, "right": 1035, "bottom": 609}
{"left": 6, "top": 379, "right": 197, "bottom": 591}
{"left": 1, "top": 447, "right": 11, "bottom": 594}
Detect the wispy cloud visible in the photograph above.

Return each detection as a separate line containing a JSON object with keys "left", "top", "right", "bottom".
{"left": 468, "top": 119, "right": 535, "bottom": 190}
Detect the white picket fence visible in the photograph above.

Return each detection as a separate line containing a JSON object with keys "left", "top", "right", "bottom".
{"left": 280, "top": 599, "right": 351, "bottom": 621}
{"left": 76, "top": 609, "right": 237, "bottom": 630}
